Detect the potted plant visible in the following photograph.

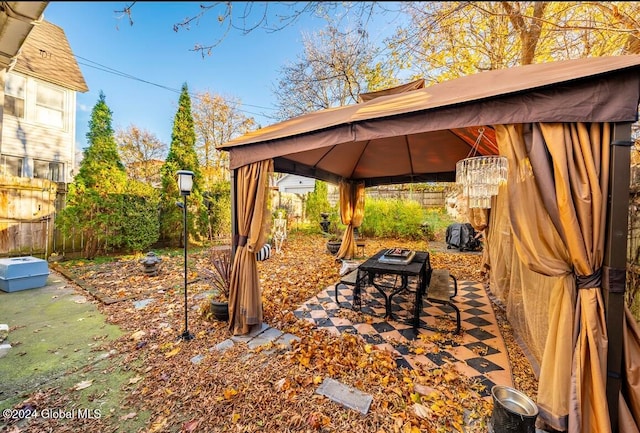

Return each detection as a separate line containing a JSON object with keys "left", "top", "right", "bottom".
{"left": 201, "top": 247, "right": 232, "bottom": 321}
{"left": 326, "top": 235, "right": 342, "bottom": 255}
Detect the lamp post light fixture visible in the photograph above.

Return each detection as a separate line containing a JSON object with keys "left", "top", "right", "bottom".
{"left": 176, "top": 170, "right": 194, "bottom": 341}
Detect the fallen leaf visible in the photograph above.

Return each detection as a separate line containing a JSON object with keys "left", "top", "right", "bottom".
{"left": 274, "top": 378, "right": 290, "bottom": 391}
{"left": 148, "top": 415, "right": 167, "bottom": 433}
{"left": 184, "top": 419, "right": 200, "bottom": 432}
{"left": 72, "top": 380, "right": 93, "bottom": 391}
{"left": 410, "top": 392, "right": 421, "bottom": 403}
{"left": 119, "top": 412, "right": 137, "bottom": 421}
{"left": 444, "top": 370, "right": 458, "bottom": 382}
{"left": 130, "top": 330, "right": 146, "bottom": 341}
{"left": 128, "top": 376, "right": 143, "bottom": 384}
{"left": 413, "top": 403, "right": 430, "bottom": 419}
{"left": 413, "top": 384, "right": 434, "bottom": 397}
{"left": 165, "top": 347, "right": 181, "bottom": 358}
{"left": 223, "top": 387, "right": 238, "bottom": 400}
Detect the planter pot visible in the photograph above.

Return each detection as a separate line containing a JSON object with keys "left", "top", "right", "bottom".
{"left": 326, "top": 240, "right": 342, "bottom": 255}
{"left": 211, "top": 300, "right": 229, "bottom": 321}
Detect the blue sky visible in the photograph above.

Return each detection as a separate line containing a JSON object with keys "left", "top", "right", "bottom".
{"left": 43, "top": 2, "right": 402, "bottom": 152}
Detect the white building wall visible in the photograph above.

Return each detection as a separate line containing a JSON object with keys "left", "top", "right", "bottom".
{"left": 1, "top": 72, "right": 76, "bottom": 183}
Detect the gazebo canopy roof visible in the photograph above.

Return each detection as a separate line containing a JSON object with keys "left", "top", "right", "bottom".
{"left": 220, "top": 55, "right": 640, "bottom": 187}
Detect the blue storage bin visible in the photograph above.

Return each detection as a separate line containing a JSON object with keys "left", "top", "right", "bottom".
{"left": 0, "top": 256, "right": 50, "bottom": 292}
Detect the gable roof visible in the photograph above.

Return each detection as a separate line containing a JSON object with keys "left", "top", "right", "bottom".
{"left": 13, "top": 20, "right": 88, "bottom": 92}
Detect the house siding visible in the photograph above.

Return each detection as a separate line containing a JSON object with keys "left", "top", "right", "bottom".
{"left": 1, "top": 72, "right": 77, "bottom": 183}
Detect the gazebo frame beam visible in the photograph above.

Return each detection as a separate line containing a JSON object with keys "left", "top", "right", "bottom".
{"left": 604, "top": 122, "right": 633, "bottom": 433}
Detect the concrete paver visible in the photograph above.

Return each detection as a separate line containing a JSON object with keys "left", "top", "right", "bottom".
{"left": 316, "top": 377, "right": 373, "bottom": 415}
{"left": 247, "top": 327, "right": 283, "bottom": 350}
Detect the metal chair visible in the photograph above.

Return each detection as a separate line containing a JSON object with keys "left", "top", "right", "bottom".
{"left": 425, "top": 269, "right": 461, "bottom": 334}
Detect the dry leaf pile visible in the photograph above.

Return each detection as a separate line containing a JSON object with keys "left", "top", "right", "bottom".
{"left": 7, "top": 233, "right": 536, "bottom": 433}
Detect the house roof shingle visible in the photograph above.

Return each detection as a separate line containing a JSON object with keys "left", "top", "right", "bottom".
{"left": 13, "top": 20, "right": 88, "bottom": 92}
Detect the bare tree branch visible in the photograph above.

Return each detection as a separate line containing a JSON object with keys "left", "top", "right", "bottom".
{"left": 115, "top": 2, "right": 395, "bottom": 57}
{"left": 113, "top": 1, "right": 137, "bottom": 28}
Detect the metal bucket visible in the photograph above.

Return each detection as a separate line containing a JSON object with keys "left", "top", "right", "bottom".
{"left": 489, "top": 385, "right": 538, "bottom": 433}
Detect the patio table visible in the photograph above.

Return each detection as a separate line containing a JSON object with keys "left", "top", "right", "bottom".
{"left": 353, "top": 249, "right": 431, "bottom": 329}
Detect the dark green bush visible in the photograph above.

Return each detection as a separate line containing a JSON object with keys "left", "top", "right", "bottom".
{"left": 117, "top": 192, "right": 161, "bottom": 252}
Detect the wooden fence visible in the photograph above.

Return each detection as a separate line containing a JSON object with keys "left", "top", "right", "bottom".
{"left": 0, "top": 175, "right": 58, "bottom": 258}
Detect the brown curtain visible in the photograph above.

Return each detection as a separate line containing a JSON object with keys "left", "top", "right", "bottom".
{"left": 228, "top": 159, "right": 273, "bottom": 335}
{"left": 496, "top": 124, "right": 574, "bottom": 431}
{"left": 537, "top": 123, "right": 609, "bottom": 433}
{"left": 494, "top": 122, "right": 611, "bottom": 432}
{"left": 468, "top": 207, "right": 488, "bottom": 232}
{"left": 336, "top": 181, "right": 365, "bottom": 260}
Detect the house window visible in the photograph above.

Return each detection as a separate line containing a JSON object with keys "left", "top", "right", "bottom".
{"left": 0, "top": 155, "right": 23, "bottom": 177}
{"left": 34, "top": 159, "right": 63, "bottom": 182}
{"left": 35, "top": 83, "right": 64, "bottom": 128}
{"left": 4, "top": 73, "right": 26, "bottom": 118}
{"left": 35, "top": 159, "right": 63, "bottom": 182}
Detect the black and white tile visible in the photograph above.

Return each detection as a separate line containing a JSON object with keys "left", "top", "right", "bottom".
{"left": 295, "top": 279, "right": 512, "bottom": 398}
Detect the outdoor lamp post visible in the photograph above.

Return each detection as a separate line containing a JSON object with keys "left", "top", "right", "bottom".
{"left": 176, "top": 170, "right": 194, "bottom": 341}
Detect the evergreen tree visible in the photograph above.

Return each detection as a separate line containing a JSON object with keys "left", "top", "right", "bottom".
{"left": 160, "top": 83, "right": 207, "bottom": 245}
{"left": 77, "top": 91, "right": 125, "bottom": 187}
{"left": 58, "top": 92, "right": 128, "bottom": 258}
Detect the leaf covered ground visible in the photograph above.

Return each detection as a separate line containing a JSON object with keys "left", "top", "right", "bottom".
{"left": 4, "top": 233, "right": 537, "bottom": 433}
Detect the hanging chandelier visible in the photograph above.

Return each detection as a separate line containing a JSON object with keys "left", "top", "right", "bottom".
{"left": 455, "top": 127, "right": 507, "bottom": 209}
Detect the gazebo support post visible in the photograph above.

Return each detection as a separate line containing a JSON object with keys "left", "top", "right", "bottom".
{"left": 231, "top": 168, "right": 238, "bottom": 259}
{"left": 604, "top": 121, "right": 633, "bottom": 433}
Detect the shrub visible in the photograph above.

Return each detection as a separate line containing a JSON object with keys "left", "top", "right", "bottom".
{"left": 117, "top": 191, "right": 160, "bottom": 252}
{"left": 421, "top": 207, "right": 457, "bottom": 240}
{"left": 57, "top": 179, "right": 160, "bottom": 256}
{"left": 206, "top": 180, "right": 231, "bottom": 239}
{"left": 305, "top": 180, "right": 331, "bottom": 224}
{"left": 360, "top": 198, "right": 426, "bottom": 239}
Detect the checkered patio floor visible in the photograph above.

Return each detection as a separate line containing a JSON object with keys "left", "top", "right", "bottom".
{"left": 294, "top": 277, "right": 513, "bottom": 399}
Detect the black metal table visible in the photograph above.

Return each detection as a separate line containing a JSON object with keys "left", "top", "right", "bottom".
{"left": 354, "top": 249, "right": 431, "bottom": 329}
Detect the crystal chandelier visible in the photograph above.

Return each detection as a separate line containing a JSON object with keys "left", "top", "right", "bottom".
{"left": 455, "top": 127, "right": 507, "bottom": 209}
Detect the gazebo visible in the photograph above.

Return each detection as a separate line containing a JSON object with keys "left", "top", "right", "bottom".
{"left": 219, "top": 55, "right": 640, "bottom": 433}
